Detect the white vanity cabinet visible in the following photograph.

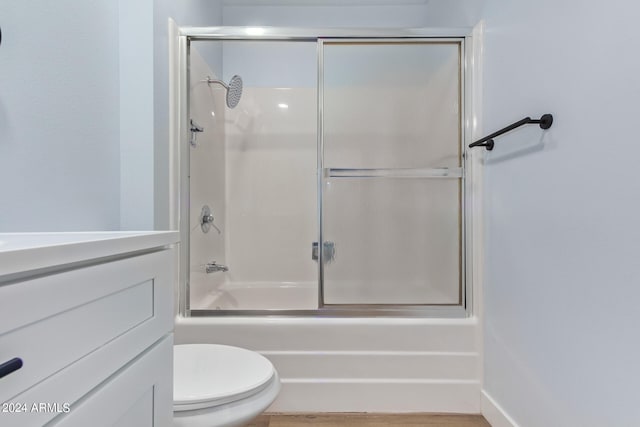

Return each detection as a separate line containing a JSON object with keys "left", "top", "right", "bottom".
{"left": 0, "top": 232, "right": 179, "bottom": 427}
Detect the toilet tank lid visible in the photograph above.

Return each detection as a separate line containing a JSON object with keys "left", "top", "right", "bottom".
{"left": 173, "top": 344, "right": 275, "bottom": 405}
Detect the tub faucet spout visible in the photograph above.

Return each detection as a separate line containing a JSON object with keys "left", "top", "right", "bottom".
{"left": 206, "top": 261, "right": 228, "bottom": 273}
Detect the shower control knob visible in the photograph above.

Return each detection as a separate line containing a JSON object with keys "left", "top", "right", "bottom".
{"left": 200, "top": 205, "right": 221, "bottom": 234}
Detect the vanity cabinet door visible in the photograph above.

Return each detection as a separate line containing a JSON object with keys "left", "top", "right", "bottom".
{"left": 51, "top": 335, "right": 173, "bottom": 427}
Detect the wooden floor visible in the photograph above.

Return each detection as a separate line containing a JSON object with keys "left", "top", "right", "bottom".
{"left": 248, "top": 413, "right": 491, "bottom": 427}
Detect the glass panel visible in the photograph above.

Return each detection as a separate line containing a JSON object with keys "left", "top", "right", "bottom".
{"left": 322, "top": 177, "right": 461, "bottom": 305}
{"left": 189, "top": 41, "right": 318, "bottom": 311}
{"left": 321, "top": 40, "right": 463, "bottom": 306}
{"left": 323, "top": 41, "right": 461, "bottom": 169}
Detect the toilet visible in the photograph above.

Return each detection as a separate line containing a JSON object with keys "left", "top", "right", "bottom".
{"left": 173, "top": 344, "right": 281, "bottom": 427}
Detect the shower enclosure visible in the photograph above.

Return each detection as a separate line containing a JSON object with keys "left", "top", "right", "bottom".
{"left": 177, "top": 28, "right": 476, "bottom": 317}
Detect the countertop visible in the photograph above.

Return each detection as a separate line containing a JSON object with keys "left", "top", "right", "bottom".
{"left": 0, "top": 231, "right": 180, "bottom": 279}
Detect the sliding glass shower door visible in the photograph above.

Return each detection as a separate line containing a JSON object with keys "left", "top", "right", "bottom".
{"left": 320, "top": 40, "right": 464, "bottom": 306}
{"left": 181, "top": 29, "right": 471, "bottom": 316}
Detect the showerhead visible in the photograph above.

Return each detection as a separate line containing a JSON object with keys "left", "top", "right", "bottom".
{"left": 202, "top": 75, "right": 243, "bottom": 109}
{"left": 226, "top": 75, "right": 243, "bottom": 109}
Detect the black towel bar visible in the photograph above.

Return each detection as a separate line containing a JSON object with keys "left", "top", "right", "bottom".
{"left": 469, "top": 114, "right": 553, "bottom": 151}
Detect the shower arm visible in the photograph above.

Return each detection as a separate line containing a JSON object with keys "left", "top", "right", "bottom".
{"left": 202, "top": 77, "right": 229, "bottom": 90}
{"left": 469, "top": 114, "right": 553, "bottom": 151}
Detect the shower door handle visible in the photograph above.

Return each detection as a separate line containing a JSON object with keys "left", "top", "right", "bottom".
{"left": 312, "top": 241, "right": 335, "bottom": 263}
{"left": 324, "top": 167, "right": 463, "bottom": 178}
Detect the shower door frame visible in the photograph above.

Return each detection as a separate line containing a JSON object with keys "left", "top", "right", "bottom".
{"left": 175, "top": 26, "right": 482, "bottom": 318}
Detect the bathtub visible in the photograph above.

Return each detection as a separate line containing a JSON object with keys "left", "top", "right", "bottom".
{"left": 192, "top": 281, "right": 317, "bottom": 311}
{"left": 174, "top": 312, "right": 482, "bottom": 413}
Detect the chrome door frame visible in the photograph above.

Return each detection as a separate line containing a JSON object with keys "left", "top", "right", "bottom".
{"left": 176, "top": 26, "right": 477, "bottom": 318}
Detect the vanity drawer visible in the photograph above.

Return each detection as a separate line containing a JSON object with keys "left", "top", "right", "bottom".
{"left": 1, "top": 334, "right": 173, "bottom": 427}
{"left": 0, "top": 249, "right": 173, "bottom": 404}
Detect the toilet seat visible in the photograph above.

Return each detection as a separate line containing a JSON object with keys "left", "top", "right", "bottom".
{"left": 173, "top": 344, "right": 276, "bottom": 411}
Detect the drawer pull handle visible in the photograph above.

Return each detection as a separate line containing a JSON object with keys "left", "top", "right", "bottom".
{"left": 0, "top": 358, "right": 23, "bottom": 379}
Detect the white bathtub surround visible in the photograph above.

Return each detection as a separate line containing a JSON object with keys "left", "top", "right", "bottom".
{"left": 175, "top": 316, "right": 481, "bottom": 413}
{"left": 189, "top": 79, "right": 319, "bottom": 309}
{"left": 189, "top": 47, "right": 227, "bottom": 303}
{"left": 190, "top": 80, "right": 466, "bottom": 309}
{"left": 224, "top": 86, "right": 317, "bottom": 287}
{"left": 194, "top": 282, "right": 317, "bottom": 311}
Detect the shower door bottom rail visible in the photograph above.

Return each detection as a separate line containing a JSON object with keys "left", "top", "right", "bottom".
{"left": 190, "top": 305, "right": 468, "bottom": 318}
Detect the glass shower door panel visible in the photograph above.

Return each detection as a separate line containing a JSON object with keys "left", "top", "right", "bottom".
{"left": 189, "top": 40, "right": 319, "bottom": 311}
{"left": 321, "top": 40, "right": 463, "bottom": 306}
{"left": 323, "top": 41, "right": 461, "bottom": 169}
{"left": 322, "top": 178, "right": 461, "bottom": 305}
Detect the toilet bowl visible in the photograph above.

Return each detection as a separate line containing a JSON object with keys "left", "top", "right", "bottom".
{"left": 173, "top": 344, "right": 281, "bottom": 427}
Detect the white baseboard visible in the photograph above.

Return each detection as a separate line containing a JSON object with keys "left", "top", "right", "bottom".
{"left": 481, "top": 390, "right": 519, "bottom": 427}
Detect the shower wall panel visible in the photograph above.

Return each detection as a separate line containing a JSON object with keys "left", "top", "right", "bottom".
{"left": 224, "top": 87, "right": 317, "bottom": 285}
{"left": 189, "top": 48, "right": 227, "bottom": 305}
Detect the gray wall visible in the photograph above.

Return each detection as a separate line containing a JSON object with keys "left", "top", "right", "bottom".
{"left": 0, "top": 0, "right": 223, "bottom": 232}
{"left": 153, "top": 0, "right": 223, "bottom": 230}
{"left": 0, "top": 1, "right": 120, "bottom": 231}
{"left": 481, "top": 0, "right": 640, "bottom": 425}
{"left": 223, "top": 3, "right": 429, "bottom": 27}
{"left": 120, "top": 0, "right": 155, "bottom": 230}
{"left": 3, "top": 3, "right": 637, "bottom": 423}
{"left": 220, "top": 1, "right": 482, "bottom": 87}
